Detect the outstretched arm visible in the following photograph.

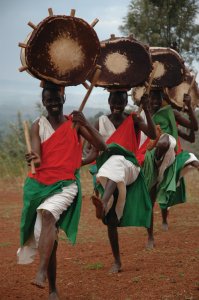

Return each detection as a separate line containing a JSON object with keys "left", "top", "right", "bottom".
{"left": 174, "top": 94, "right": 198, "bottom": 131}
{"left": 72, "top": 111, "right": 107, "bottom": 151}
{"left": 134, "top": 94, "right": 156, "bottom": 140}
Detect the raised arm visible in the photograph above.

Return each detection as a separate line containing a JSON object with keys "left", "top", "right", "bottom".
{"left": 174, "top": 94, "right": 198, "bottom": 131}
{"left": 72, "top": 111, "right": 107, "bottom": 152}
{"left": 134, "top": 94, "right": 156, "bottom": 140}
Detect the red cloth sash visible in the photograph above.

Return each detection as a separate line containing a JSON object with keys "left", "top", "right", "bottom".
{"left": 106, "top": 114, "right": 140, "bottom": 154}
{"left": 136, "top": 137, "right": 150, "bottom": 166}
{"left": 29, "top": 118, "right": 82, "bottom": 185}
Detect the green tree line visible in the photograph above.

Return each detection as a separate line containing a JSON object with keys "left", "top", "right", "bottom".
{"left": 120, "top": 0, "right": 199, "bottom": 65}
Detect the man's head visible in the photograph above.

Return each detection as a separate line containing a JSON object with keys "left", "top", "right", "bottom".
{"left": 108, "top": 91, "right": 128, "bottom": 115}
{"left": 149, "top": 89, "right": 163, "bottom": 114}
{"left": 42, "top": 82, "right": 65, "bottom": 115}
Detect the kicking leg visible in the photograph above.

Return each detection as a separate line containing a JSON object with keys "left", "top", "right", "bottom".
{"left": 31, "top": 210, "right": 57, "bottom": 288}
{"left": 107, "top": 224, "right": 122, "bottom": 273}
{"left": 190, "top": 160, "right": 199, "bottom": 170}
{"left": 92, "top": 179, "right": 117, "bottom": 219}
{"left": 102, "top": 180, "right": 117, "bottom": 210}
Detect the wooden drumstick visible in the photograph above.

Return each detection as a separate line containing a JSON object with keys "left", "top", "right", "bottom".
{"left": 182, "top": 72, "right": 198, "bottom": 111}
{"left": 23, "top": 121, "right": 36, "bottom": 174}
{"left": 73, "top": 66, "right": 101, "bottom": 128}
{"left": 82, "top": 82, "right": 90, "bottom": 90}
{"left": 79, "top": 66, "right": 101, "bottom": 112}
{"left": 137, "top": 61, "right": 159, "bottom": 116}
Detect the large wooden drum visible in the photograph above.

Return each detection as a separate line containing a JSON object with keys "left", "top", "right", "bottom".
{"left": 166, "top": 71, "right": 199, "bottom": 109}
{"left": 149, "top": 47, "right": 185, "bottom": 88}
{"left": 19, "top": 15, "right": 100, "bottom": 86}
{"left": 91, "top": 36, "right": 152, "bottom": 90}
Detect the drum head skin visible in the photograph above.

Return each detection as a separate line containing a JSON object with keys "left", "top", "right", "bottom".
{"left": 150, "top": 47, "right": 185, "bottom": 88}
{"left": 167, "top": 73, "right": 199, "bottom": 109}
{"left": 21, "top": 16, "right": 100, "bottom": 85}
{"left": 93, "top": 37, "right": 152, "bottom": 89}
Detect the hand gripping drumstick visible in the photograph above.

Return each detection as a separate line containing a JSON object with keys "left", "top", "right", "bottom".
{"left": 137, "top": 61, "right": 159, "bottom": 116}
{"left": 23, "top": 121, "right": 36, "bottom": 174}
{"left": 182, "top": 72, "right": 198, "bottom": 111}
{"left": 73, "top": 66, "right": 101, "bottom": 128}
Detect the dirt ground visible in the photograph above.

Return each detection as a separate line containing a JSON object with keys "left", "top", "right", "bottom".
{"left": 0, "top": 171, "right": 199, "bottom": 300}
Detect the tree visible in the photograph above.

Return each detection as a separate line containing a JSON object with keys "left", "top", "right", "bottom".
{"left": 0, "top": 112, "right": 27, "bottom": 179}
{"left": 120, "top": 0, "right": 199, "bottom": 65}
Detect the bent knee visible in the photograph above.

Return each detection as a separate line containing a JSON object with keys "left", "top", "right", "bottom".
{"left": 156, "top": 135, "right": 170, "bottom": 150}
{"left": 41, "top": 209, "right": 55, "bottom": 223}
{"left": 155, "top": 135, "right": 170, "bottom": 159}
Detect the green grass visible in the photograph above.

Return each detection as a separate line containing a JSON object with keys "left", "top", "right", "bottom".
{"left": 85, "top": 262, "right": 104, "bottom": 270}
{"left": 0, "top": 242, "right": 11, "bottom": 247}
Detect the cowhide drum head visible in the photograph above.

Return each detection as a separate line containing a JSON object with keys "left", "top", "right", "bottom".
{"left": 167, "top": 72, "right": 199, "bottom": 109}
{"left": 92, "top": 36, "right": 152, "bottom": 89}
{"left": 20, "top": 15, "right": 100, "bottom": 85}
{"left": 131, "top": 85, "right": 146, "bottom": 104}
{"left": 150, "top": 47, "right": 185, "bottom": 88}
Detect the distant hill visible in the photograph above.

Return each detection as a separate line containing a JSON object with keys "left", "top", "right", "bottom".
{"left": 0, "top": 100, "right": 108, "bottom": 135}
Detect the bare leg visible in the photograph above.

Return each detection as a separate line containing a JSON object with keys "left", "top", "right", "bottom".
{"left": 190, "top": 160, "right": 199, "bottom": 170}
{"left": 92, "top": 179, "right": 117, "bottom": 219}
{"left": 93, "top": 181, "right": 121, "bottom": 272}
{"left": 146, "top": 136, "right": 170, "bottom": 249}
{"left": 31, "top": 210, "right": 57, "bottom": 288}
{"left": 161, "top": 208, "right": 169, "bottom": 231}
{"left": 146, "top": 185, "right": 156, "bottom": 250}
{"left": 155, "top": 135, "right": 170, "bottom": 163}
{"left": 107, "top": 225, "right": 122, "bottom": 273}
{"left": 48, "top": 241, "right": 60, "bottom": 300}
{"left": 102, "top": 180, "right": 117, "bottom": 210}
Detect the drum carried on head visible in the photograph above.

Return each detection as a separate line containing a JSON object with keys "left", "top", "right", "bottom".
{"left": 19, "top": 9, "right": 100, "bottom": 86}
{"left": 132, "top": 47, "right": 186, "bottom": 104}
{"left": 166, "top": 70, "right": 199, "bottom": 110}
{"left": 90, "top": 35, "right": 152, "bottom": 90}
{"left": 149, "top": 47, "right": 185, "bottom": 88}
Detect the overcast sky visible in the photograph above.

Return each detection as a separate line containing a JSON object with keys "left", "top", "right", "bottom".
{"left": 0, "top": 0, "right": 131, "bottom": 110}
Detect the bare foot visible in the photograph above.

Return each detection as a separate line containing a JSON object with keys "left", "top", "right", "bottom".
{"left": 162, "top": 222, "right": 168, "bottom": 231}
{"left": 146, "top": 238, "right": 155, "bottom": 250}
{"left": 49, "top": 291, "right": 60, "bottom": 300}
{"left": 91, "top": 195, "right": 104, "bottom": 219}
{"left": 109, "top": 262, "right": 122, "bottom": 274}
{"left": 31, "top": 271, "right": 46, "bottom": 289}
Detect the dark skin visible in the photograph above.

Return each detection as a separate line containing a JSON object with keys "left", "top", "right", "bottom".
{"left": 27, "top": 88, "right": 107, "bottom": 299}
{"left": 83, "top": 92, "right": 156, "bottom": 165}
{"left": 146, "top": 90, "right": 199, "bottom": 247}
{"left": 83, "top": 91, "right": 156, "bottom": 273}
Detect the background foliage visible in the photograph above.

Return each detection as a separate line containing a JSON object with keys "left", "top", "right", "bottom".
{"left": 120, "top": 0, "right": 199, "bottom": 65}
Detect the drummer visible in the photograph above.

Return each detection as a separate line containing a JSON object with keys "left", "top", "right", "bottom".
{"left": 82, "top": 89, "right": 156, "bottom": 273}
{"left": 141, "top": 88, "right": 199, "bottom": 248}
{"left": 17, "top": 82, "right": 107, "bottom": 299}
